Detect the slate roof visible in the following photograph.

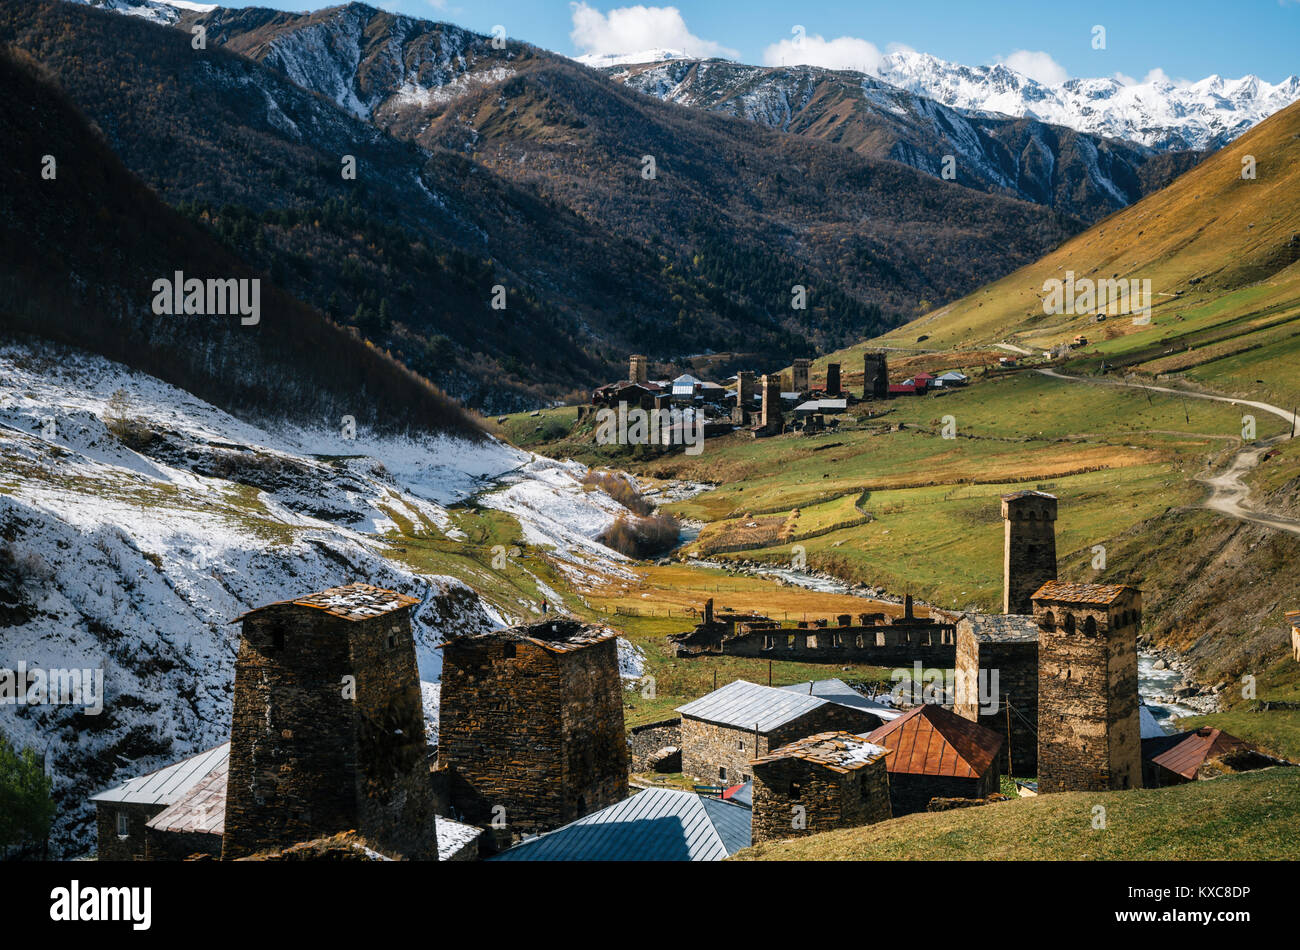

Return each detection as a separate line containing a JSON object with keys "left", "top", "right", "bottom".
{"left": 443, "top": 618, "right": 619, "bottom": 654}
{"left": 232, "top": 583, "right": 419, "bottom": 623}
{"left": 865, "top": 705, "right": 1003, "bottom": 779}
{"left": 779, "top": 678, "right": 901, "bottom": 720}
{"left": 1002, "top": 489, "right": 1056, "bottom": 502}
{"left": 677, "top": 680, "right": 829, "bottom": 733}
{"left": 91, "top": 742, "right": 230, "bottom": 807}
{"left": 752, "top": 732, "right": 890, "bottom": 773}
{"left": 1142, "top": 727, "right": 1252, "bottom": 781}
{"left": 1032, "top": 581, "right": 1135, "bottom": 605}
{"left": 491, "top": 788, "right": 752, "bottom": 861}
{"left": 960, "top": 613, "right": 1039, "bottom": 643}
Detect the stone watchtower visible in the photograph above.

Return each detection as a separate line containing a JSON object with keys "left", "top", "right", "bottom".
{"left": 792, "top": 359, "right": 811, "bottom": 393}
{"left": 1002, "top": 490, "right": 1058, "bottom": 614}
{"left": 863, "top": 352, "right": 889, "bottom": 399}
{"left": 629, "top": 354, "right": 648, "bottom": 385}
{"left": 733, "top": 370, "right": 756, "bottom": 424}
{"left": 750, "top": 733, "right": 892, "bottom": 843}
{"left": 222, "top": 583, "right": 438, "bottom": 860}
{"left": 826, "top": 363, "right": 842, "bottom": 396}
{"left": 1034, "top": 582, "right": 1143, "bottom": 793}
{"left": 759, "top": 374, "right": 784, "bottom": 433}
{"left": 438, "top": 618, "right": 628, "bottom": 836}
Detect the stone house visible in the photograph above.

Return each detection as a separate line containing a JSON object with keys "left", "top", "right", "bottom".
{"left": 1141, "top": 727, "right": 1262, "bottom": 787}
{"left": 953, "top": 613, "right": 1039, "bottom": 776}
{"left": 438, "top": 618, "right": 628, "bottom": 836}
{"left": 675, "top": 679, "right": 886, "bottom": 785}
{"left": 865, "top": 704, "right": 1004, "bottom": 815}
{"left": 90, "top": 742, "right": 228, "bottom": 861}
{"left": 750, "top": 732, "right": 892, "bottom": 843}
{"left": 1034, "top": 581, "right": 1142, "bottom": 793}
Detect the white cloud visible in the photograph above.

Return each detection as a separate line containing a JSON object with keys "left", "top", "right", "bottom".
{"left": 761, "top": 33, "right": 884, "bottom": 73}
{"left": 996, "top": 49, "right": 1069, "bottom": 86}
{"left": 1112, "top": 71, "right": 1137, "bottom": 86}
{"left": 569, "top": 2, "right": 738, "bottom": 59}
{"left": 1141, "top": 67, "right": 1192, "bottom": 88}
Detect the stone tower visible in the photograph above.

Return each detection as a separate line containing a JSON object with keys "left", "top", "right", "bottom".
{"left": 733, "top": 370, "right": 756, "bottom": 423}
{"left": 826, "top": 363, "right": 841, "bottom": 396}
{"left": 222, "top": 583, "right": 438, "bottom": 860}
{"left": 1002, "top": 490, "right": 1058, "bottom": 614}
{"left": 1034, "top": 582, "right": 1143, "bottom": 793}
{"left": 750, "top": 732, "right": 892, "bottom": 843}
{"left": 438, "top": 619, "right": 628, "bottom": 836}
{"left": 792, "top": 358, "right": 811, "bottom": 393}
{"left": 760, "top": 374, "right": 783, "bottom": 433}
{"left": 863, "top": 352, "right": 889, "bottom": 399}
{"left": 629, "top": 354, "right": 648, "bottom": 385}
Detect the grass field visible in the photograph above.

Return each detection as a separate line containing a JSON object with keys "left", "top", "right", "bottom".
{"left": 736, "top": 766, "right": 1300, "bottom": 860}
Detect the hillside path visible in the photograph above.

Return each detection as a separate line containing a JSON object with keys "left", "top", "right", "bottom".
{"left": 1035, "top": 367, "right": 1300, "bottom": 536}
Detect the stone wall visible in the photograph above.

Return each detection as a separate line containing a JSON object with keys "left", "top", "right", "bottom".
{"left": 144, "top": 828, "right": 223, "bottom": 862}
{"left": 440, "top": 637, "right": 627, "bottom": 835}
{"left": 95, "top": 802, "right": 161, "bottom": 861}
{"left": 887, "top": 770, "right": 997, "bottom": 816}
{"left": 680, "top": 704, "right": 881, "bottom": 785}
{"left": 628, "top": 718, "right": 682, "bottom": 773}
{"left": 719, "top": 623, "right": 955, "bottom": 667}
{"left": 1035, "top": 594, "right": 1142, "bottom": 793}
{"left": 751, "top": 757, "right": 891, "bottom": 843}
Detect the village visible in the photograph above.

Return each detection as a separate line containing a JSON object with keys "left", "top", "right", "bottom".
{"left": 89, "top": 486, "right": 1291, "bottom": 862}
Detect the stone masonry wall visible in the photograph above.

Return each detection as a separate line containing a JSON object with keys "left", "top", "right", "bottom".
{"left": 95, "top": 802, "right": 161, "bottom": 861}
{"left": 955, "top": 631, "right": 1038, "bottom": 776}
{"left": 561, "top": 639, "right": 630, "bottom": 819}
{"left": 751, "top": 757, "right": 891, "bottom": 843}
{"left": 628, "top": 719, "right": 682, "bottom": 772}
{"left": 888, "top": 771, "right": 996, "bottom": 816}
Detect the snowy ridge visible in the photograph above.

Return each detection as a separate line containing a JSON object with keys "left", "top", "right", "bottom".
{"left": 873, "top": 50, "right": 1300, "bottom": 151}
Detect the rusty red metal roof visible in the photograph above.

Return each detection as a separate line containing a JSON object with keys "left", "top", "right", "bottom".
{"left": 1032, "top": 581, "right": 1135, "bottom": 606}
{"left": 1148, "top": 727, "right": 1251, "bottom": 781}
{"left": 231, "top": 583, "right": 419, "bottom": 623}
{"left": 865, "top": 705, "right": 1003, "bottom": 779}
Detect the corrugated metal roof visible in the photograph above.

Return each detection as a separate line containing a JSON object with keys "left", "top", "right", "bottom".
{"left": 1146, "top": 727, "right": 1251, "bottom": 780}
{"left": 231, "top": 583, "right": 418, "bottom": 623}
{"left": 491, "top": 788, "right": 751, "bottom": 861}
{"left": 676, "top": 680, "right": 828, "bottom": 733}
{"left": 1032, "top": 581, "right": 1135, "bottom": 605}
{"left": 145, "top": 756, "right": 228, "bottom": 835}
{"left": 779, "top": 678, "right": 900, "bottom": 720}
{"left": 90, "top": 742, "right": 229, "bottom": 806}
{"left": 865, "top": 705, "right": 1002, "bottom": 779}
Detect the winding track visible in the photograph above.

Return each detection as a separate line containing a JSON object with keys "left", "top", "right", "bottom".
{"left": 1034, "top": 367, "right": 1300, "bottom": 536}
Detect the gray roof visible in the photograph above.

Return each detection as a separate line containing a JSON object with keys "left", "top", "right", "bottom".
{"left": 960, "top": 613, "right": 1039, "bottom": 643}
{"left": 678, "top": 679, "right": 832, "bottom": 732}
{"left": 90, "top": 742, "right": 230, "bottom": 806}
{"left": 780, "top": 678, "right": 901, "bottom": 720}
{"left": 491, "top": 788, "right": 751, "bottom": 861}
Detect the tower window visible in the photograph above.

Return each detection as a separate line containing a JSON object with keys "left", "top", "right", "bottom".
{"left": 116, "top": 812, "right": 129, "bottom": 838}
{"left": 271, "top": 629, "right": 285, "bottom": 651}
{"left": 503, "top": 642, "right": 516, "bottom": 659}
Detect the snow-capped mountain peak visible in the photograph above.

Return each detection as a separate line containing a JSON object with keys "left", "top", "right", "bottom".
{"left": 574, "top": 48, "right": 690, "bottom": 69}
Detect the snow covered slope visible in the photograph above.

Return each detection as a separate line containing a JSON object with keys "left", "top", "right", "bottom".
{"left": 0, "top": 341, "right": 639, "bottom": 855}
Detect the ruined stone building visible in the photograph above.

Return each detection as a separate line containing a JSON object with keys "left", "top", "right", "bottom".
{"left": 1034, "top": 582, "right": 1143, "bottom": 793}
{"left": 676, "top": 679, "right": 885, "bottom": 785}
{"left": 755, "top": 373, "right": 784, "bottom": 436}
{"left": 222, "top": 583, "right": 438, "bottom": 860}
{"left": 792, "top": 358, "right": 811, "bottom": 393}
{"left": 864, "top": 704, "right": 1004, "bottom": 815}
{"left": 437, "top": 618, "right": 628, "bottom": 836}
{"left": 733, "top": 370, "right": 756, "bottom": 424}
{"left": 863, "top": 352, "right": 889, "bottom": 399}
{"left": 1003, "top": 490, "right": 1058, "bottom": 614}
{"left": 954, "top": 614, "right": 1039, "bottom": 775}
{"left": 750, "top": 732, "right": 892, "bottom": 843}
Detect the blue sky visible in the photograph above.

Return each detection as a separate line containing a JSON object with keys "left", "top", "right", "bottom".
{"left": 231, "top": 1, "right": 1298, "bottom": 82}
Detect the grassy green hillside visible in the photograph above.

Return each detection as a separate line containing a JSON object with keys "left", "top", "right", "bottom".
{"left": 736, "top": 767, "right": 1300, "bottom": 860}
